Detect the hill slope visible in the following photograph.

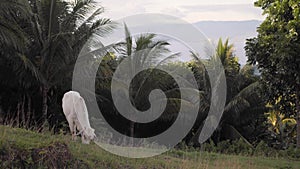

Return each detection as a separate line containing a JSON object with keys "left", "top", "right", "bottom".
{"left": 0, "top": 125, "right": 299, "bottom": 169}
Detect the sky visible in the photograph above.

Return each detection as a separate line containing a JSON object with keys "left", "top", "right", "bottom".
{"left": 79, "top": 0, "right": 264, "bottom": 65}
{"left": 99, "top": 0, "right": 264, "bottom": 22}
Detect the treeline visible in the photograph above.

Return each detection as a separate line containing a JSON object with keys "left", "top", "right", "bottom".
{"left": 0, "top": 0, "right": 299, "bottom": 150}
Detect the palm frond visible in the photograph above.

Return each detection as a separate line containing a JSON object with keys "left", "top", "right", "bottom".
{"left": 0, "top": 18, "right": 27, "bottom": 51}
{"left": 0, "top": 0, "right": 31, "bottom": 19}
{"left": 223, "top": 124, "right": 253, "bottom": 147}
{"left": 17, "top": 53, "right": 47, "bottom": 85}
{"left": 70, "top": 0, "right": 104, "bottom": 30}
{"left": 0, "top": 0, "right": 32, "bottom": 51}
{"left": 124, "top": 23, "right": 132, "bottom": 56}
{"left": 223, "top": 81, "right": 261, "bottom": 122}
{"left": 151, "top": 97, "right": 206, "bottom": 121}
{"left": 91, "top": 18, "right": 116, "bottom": 37}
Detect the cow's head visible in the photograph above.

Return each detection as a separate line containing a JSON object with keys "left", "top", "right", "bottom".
{"left": 82, "top": 127, "right": 96, "bottom": 144}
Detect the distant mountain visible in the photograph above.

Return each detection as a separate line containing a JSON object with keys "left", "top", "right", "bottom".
{"left": 194, "top": 20, "right": 262, "bottom": 65}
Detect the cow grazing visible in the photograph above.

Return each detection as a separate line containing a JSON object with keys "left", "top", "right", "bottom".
{"left": 62, "top": 91, "right": 96, "bottom": 144}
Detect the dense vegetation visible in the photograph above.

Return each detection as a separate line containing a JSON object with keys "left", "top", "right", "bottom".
{"left": 246, "top": 0, "right": 300, "bottom": 148}
{"left": 0, "top": 0, "right": 300, "bottom": 166}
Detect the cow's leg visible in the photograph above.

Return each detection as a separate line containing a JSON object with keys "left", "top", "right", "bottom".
{"left": 66, "top": 114, "right": 77, "bottom": 141}
{"left": 80, "top": 127, "right": 90, "bottom": 144}
{"left": 72, "top": 121, "right": 78, "bottom": 141}
{"left": 81, "top": 134, "right": 85, "bottom": 143}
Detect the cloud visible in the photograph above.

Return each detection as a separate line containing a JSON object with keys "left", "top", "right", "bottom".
{"left": 100, "top": 1, "right": 264, "bottom": 22}
{"left": 178, "top": 4, "right": 263, "bottom": 22}
{"left": 101, "top": 0, "right": 147, "bottom": 19}
{"left": 180, "top": 4, "right": 261, "bottom": 14}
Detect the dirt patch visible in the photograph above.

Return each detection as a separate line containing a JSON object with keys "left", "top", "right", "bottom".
{"left": 0, "top": 142, "right": 89, "bottom": 169}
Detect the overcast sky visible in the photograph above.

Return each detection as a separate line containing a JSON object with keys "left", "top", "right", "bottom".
{"left": 99, "top": 0, "right": 264, "bottom": 22}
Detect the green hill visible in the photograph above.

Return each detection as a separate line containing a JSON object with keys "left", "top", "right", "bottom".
{"left": 0, "top": 125, "right": 299, "bottom": 169}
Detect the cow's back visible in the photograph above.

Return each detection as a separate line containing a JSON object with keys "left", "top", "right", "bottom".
{"left": 62, "top": 91, "right": 91, "bottom": 128}
{"left": 62, "top": 91, "right": 80, "bottom": 117}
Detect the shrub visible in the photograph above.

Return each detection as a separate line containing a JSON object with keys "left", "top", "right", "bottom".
{"left": 286, "top": 145, "right": 300, "bottom": 159}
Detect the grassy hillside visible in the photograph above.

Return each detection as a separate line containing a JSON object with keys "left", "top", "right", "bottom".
{"left": 0, "top": 125, "right": 299, "bottom": 169}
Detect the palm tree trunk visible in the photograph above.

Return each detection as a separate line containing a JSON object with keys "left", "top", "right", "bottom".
{"left": 130, "top": 121, "right": 134, "bottom": 146}
{"left": 26, "top": 94, "right": 31, "bottom": 128}
{"left": 48, "top": 0, "right": 56, "bottom": 38}
{"left": 296, "top": 89, "right": 300, "bottom": 149}
{"left": 188, "top": 123, "right": 204, "bottom": 146}
{"left": 42, "top": 85, "right": 49, "bottom": 127}
{"left": 21, "top": 95, "right": 26, "bottom": 127}
{"left": 17, "top": 101, "right": 21, "bottom": 127}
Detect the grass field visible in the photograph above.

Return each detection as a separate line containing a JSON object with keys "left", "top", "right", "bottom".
{"left": 0, "top": 125, "right": 299, "bottom": 169}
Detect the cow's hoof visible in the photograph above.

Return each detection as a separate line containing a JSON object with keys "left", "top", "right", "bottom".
{"left": 72, "top": 135, "right": 78, "bottom": 141}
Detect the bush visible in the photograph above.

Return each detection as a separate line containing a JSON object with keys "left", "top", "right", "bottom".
{"left": 286, "top": 145, "right": 300, "bottom": 159}
{"left": 198, "top": 139, "right": 300, "bottom": 160}
{"left": 254, "top": 141, "right": 273, "bottom": 157}
{"left": 201, "top": 139, "right": 217, "bottom": 153}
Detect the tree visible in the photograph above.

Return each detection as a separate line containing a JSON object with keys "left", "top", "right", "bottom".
{"left": 113, "top": 24, "right": 176, "bottom": 140}
{"left": 188, "top": 39, "right": 265, "bottom": 146}
{"left": 104, "top": 25, "right": 204, "bottom": 145}
{"left": 245, "top": 0, "right": 300, "bottom": 148}
{"left": 216, "top": 38, "right": 240, "bottom": 102}
{"left": 0, "top": 0, "right": 114, "bottom": 128}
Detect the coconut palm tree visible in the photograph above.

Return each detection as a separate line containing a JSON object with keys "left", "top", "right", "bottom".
{"left": 189, "top": 39, "right": 266, "bottom": 146}
{"left": 0, "top": 0, "right": 115, "bottom": 128}
{"left": 106, "top": 24, "right": 205, "bottom": 143}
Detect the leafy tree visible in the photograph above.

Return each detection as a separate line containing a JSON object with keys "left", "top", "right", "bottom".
{"left": 245, "top": 0, "right": 300, "bottom": 148}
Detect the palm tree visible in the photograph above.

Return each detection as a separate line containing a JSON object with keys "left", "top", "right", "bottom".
{"left": 215, "top": 40, "right": 265, "bottom": 144}
{"left": 189, "top": 39, "right": 266, "bottom": 146}
{"left": 112, "top": 24, "right": 172, "bottom": 140}
{"left": 108, "top": 25, "right": 204, "bottom": 144}
{"left": 0, "top": 0, "right": 115, "bottom": 128}
{"left": 33, "top": 0, "right": 114, "bottom": 127}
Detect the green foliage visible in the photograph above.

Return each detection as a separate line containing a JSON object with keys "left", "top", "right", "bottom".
{"left": 0, "top": 0, "right": 291, "bottom": 155}
{"left": 99, "top": 25, "right": 204, "bottom": 139}
{"left": 216, "top": 38, "right": 240, "bottom": 77}
{"left": 245, "top": 0, "right": 300, "bottom": 147}
{"left": 186, "top": 39, "right": 267, "bottom": 147}
{"left": 0, "top": 0, "right": 31, "bottom": 51}
{"left": 212, "top": 40, "right": 265, "bottom": 144}
{"left": 286, "top": 145, "right": 300, "bottom": 159}
{"left": 254, "top": 141, "right": 274, "bottom": 157}
{"left": 202, "top": 139, "right": 253, "bottom": 156}
{"left": 0, "top": 0, "right": 114, "bottom": 128}
{"left": 200, "top": 138, "right": 300, "bottom": 160}
{"left": 265, "top": 109, "right": 297, "bottom": 149}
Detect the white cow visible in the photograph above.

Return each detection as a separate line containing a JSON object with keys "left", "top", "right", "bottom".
{"left": 62, "top": 91, "right": 96, "bottom": 144}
